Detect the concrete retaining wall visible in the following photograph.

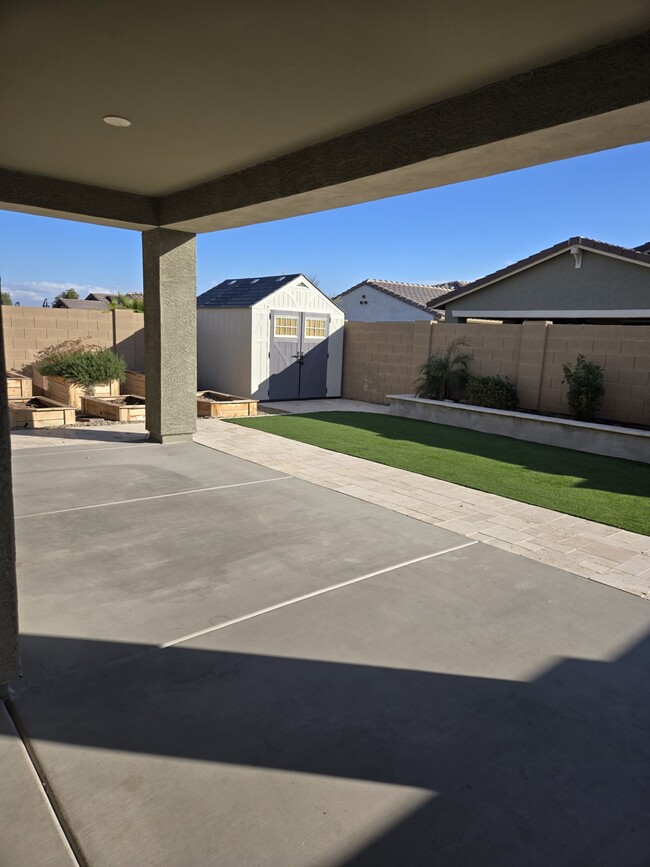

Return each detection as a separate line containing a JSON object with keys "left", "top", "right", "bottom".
{"left": 388, "top": 395, "right": 650, "bottom": 463}
{"left": 342, "top": 320, "right": 650, "bottom": 426}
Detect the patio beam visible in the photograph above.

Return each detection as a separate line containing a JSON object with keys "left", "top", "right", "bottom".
{"left": 0, "top": 313, "right": 19, "bottom": 688}
{"left": 0, "top": 168, "right": 158, "bottom": 231}
{"left": 143, "top": 229, "right": 197, "bottom": 444}
{"left": 159, "top": 30, "right": 650, "bottom": 232}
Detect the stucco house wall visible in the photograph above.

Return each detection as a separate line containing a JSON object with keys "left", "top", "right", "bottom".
{"left": 446, "top": 249, "right": 650, "bottom": 320}
{"left": 337, "top": 283, "right": 434, "bottom": 322}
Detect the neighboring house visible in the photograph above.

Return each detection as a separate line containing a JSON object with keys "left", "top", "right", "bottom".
{"left": 435, "top": 238, "right": 650, "bottom": 323}
{"left": 85, "top": 292, "right": 144, "bottom": 305}
{"left": 334, "top": 279, "right": 466, "bottom": 322}
{"left": 197, "top": 274, "right": 344, "bottom": 400}
{"left": 53, "top": 292, "right": 144, "bottom": 309}
{"left": 52, "top": 298, "right": 110, "bottom": 310}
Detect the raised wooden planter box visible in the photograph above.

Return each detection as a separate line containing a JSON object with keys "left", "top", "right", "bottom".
{"left": 9, "top": 396, "right": 76, "bottom": 429}
{"left": 123, "top": 369, "right": 145, "bottom": 397}
{"left": 197, "top": 391, "right": 258, "bottom": 418}
{"left": 46, "top": 375, "right": 120, "bottom": 409}
{"left": 388, "top": 394, "right": 650, "bottom": 464}
{"left": 7, "top": 371, "right": 32, "bottom": 398}
{"left": 30, "top": 367, "right": 48, "bottom": 396}
{"left": 81, "top": 394, "right": 146, "bottom": 422}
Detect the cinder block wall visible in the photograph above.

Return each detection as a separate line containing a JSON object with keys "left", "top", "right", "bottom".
{"left": 341, "top": 321, "right": 432, "bottom": 405}
{"left": 1, "top": 307, "right": 144, "bottom": 373}
{"left": 540, "top": 324, "right": 650, "bottom": 424}
{"left": 342, "top": 320, "right": 650, "bottom": 425}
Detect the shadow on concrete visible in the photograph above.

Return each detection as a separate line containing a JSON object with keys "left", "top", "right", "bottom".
{"left": 10, "top": 427, "right": 148, "bottom": 444}
{"left": 9, "top": 630, "right": 650, "bottom": 866}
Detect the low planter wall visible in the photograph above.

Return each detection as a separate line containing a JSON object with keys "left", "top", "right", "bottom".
{"left": 9, "top": 396, "right": 76, "bottom": 430}
{"left": 387, "top": 395, "right": 650, "bottom": 464}
{"left": 46, "top": 375, "right": 120, "bottom": 409}
{"left": 7, "top": 372, "right": 32, "bottom": 398}
{"left": 82, "top": 395, "right": 146, "bottom": 422}
{"left": 197, "top": 391, "right": 258, "bottom": 418}
{"left": 123, "top": 369, "right": 145, "bottom": 397}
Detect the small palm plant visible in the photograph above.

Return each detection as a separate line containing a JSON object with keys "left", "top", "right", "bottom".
{"left": 415, "top": 336, "right": 473, "bottom": 400}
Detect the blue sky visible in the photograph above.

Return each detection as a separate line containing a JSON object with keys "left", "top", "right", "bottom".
{"left": 1, "top": 142, "right": 649, "bottom": 306}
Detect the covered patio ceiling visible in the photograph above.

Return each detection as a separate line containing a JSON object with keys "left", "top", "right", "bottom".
{"left": 1, "top": 1, "right": 649, "bottom": 232}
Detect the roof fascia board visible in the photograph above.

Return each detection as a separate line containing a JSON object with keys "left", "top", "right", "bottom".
{"left": 0, "top": 168, "right": 158, "bottom": 230}
{"left": 452, "top": 309, "right": 650, "bottom": 318}
{"left": 577, "top": 244, "right": 650, "bottom": 268}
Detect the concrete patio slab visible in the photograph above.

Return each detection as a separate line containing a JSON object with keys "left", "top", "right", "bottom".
{"left": 10, "top": 543, "right": 650, "bottom": 866}
{"left": 0, "top": 704, "right": 76, "bottom": 866}
{"left": 13, "top": 442, "right": 466, "bottom": 687}
{"left": 12, "top": 439, "right": 285, "bottom": 516}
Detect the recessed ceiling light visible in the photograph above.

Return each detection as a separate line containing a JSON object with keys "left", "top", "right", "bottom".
{"left": 103, "top": 115, "right": 131, "bottom": 127}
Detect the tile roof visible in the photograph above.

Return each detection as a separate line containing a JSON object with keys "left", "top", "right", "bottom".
{"left": 197, "top": 275, "right": 301, "bottom": 308}
{"left": 435, "top": 237, "right": 650, "bottom": 307}
{"left": 52, "top": 298, "right": 109, "bottom": 310}
{"left": 85, "top": 292, "right": 144, "bottom": 304}
{"left": 337, "top": 279, "right": 467, "bottom": 312}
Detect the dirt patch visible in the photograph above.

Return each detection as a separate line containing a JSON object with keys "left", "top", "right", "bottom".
{"left": 9, "top": 398, "right": 50, "bottom": 409}
{"left": 103, "top": 396, "right": 146, "bottom": 406}
{"left": 198, "top": 391, "right": 242, "bottom": 403}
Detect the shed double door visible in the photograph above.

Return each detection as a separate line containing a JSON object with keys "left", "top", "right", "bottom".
{"left": 269, "top": 311, "right": 329, "bottom": 400}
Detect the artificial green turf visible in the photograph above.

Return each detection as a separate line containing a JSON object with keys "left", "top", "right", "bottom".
{"left": 230, "top": 412, "right": 650, "bottom": 535}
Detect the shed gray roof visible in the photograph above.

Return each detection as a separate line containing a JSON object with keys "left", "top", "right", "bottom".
{"left": 336, "top": 278, "right": 467, "bottom": 312}
{"left": 197, "top": 275, "right": 301, "bottom": 308}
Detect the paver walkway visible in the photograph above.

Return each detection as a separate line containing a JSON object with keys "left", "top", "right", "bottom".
{"left": 194, "top": 414, "right": 650, "bottom": 599}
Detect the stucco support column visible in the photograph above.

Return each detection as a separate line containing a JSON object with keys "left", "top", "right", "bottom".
{"left": 142, "top": 229, "right": 197, "bottom": 444}
{"left": 0, "top": 311, "right": 19, "bottom": 689}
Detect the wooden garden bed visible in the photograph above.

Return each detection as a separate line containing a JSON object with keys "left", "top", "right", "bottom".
{"left": 81, "top": 394, "right": 146, "bottom": 422}
{"left": 9, "top": 396, "right": 76, "bottom": 429}
{"left": 197, "top": 391, "right": 258, "bottom": 418}
{"left": 123, "top": 369, "right": 145, "bottom": 397}
{"left": 7, "top": 371, "right": 32, "bottom": 399}
{"left": 46, "top": 375, "right": 120, "bottom": 409}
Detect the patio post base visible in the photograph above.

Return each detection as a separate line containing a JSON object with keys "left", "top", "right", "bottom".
{"left": 148, "top": 432, "right": 194, "bottom": 444}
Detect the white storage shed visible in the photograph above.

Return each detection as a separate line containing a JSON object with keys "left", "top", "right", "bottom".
{"left": 197, "top": 274, "right": 345, "bottom": 401}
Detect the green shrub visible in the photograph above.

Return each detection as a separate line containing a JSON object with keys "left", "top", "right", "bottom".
{"left": 36, "top": 339, "right": 126, "bottom": 390}
{"left": 465, "top": 374, "right": 519, "bottom": 410}
{"left": 562, "top": 354, "right": 605, "bottom": 422}
{"left": 415, "top": 336, "right": 473, "bottom": 400}
{"left": 108, "top": 293, "right": 144, "bottom": 313}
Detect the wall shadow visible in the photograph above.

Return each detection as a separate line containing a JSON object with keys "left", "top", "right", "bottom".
{"left": 266, "top": 411, "right": 650, "bottom": 500}
{"left": 9, "top": 631, "right": 650, "bottom": 866}
{"left": 10, "top": 427, "right": 148, "bottom": 444}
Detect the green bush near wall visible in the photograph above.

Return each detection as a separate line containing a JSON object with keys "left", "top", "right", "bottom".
{"left": 465, "top": 374, "right": 519, "bottom": 410}
{"left": 37, "top": 339, "right": 127, "bottom": 390}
